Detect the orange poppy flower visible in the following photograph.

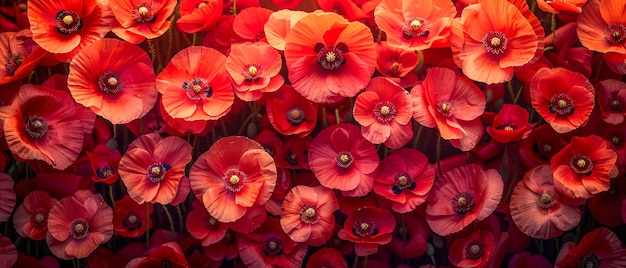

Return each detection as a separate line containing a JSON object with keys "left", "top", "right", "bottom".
{"left": 264, "top": 9, "right": 308, "bottom": 51}
{"left": 284, "top": 11, "right": 376, "bottom": 103}
{"left": 157, "top": 46, "right": 234, "bottom": 121}
{"left": 450, "top": 0, "right": 538, "bottom": 84}
{"left": 110, "top": 0, "right": 177, "bottom": 44}
{"left": 537, "top": 0, "right": 587, "bottom": 14}
{"left": 232, "top": 7, "right": 272, "bottom": 42}
{"left": 280, "top": 185, "right": 339, "bottom": 246}
{"left": 577, "top": 0, "right": 626, "bottom": 54}
{"left": 68, "top": 38, "right": 158, "bottom": 124}
{"left": 176, "top": 0, "right": 222, "bottom": 34}
{"left": 374, "top": 0, "right": 456, "bottom": 51}
{"left": 225, "top": 42, "right": 284, "bottom": 101}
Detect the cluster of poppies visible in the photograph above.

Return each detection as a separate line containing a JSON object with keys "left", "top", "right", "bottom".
{"left": 1, "top": 0, "right": 626, "bottom": 267}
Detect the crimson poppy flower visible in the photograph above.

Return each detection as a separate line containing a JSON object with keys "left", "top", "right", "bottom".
{"left": 14, "top": 172, "right": 94, "bottom": 200}
{"left": 450, "top": 0, "right": 538, "bottom": 84}
{"left": 202, "top": 15, "right": 247, "bottom": 54}
{"left": 353, "top": 77, "right": 413, "bottom": 148}
{"left": 239, "top": 217, "right": 308, "bottom": 268}
{"left": 118, "top": 133, "right": 192, "bottom": 205}
{"left": 529, "top": 67, "right": 595, "bottom": 133}
{"left": 176, "top": 0, "right": 222, "bottom": 34}
{"left": 110, "top": 0, "right": 177, "bottom": 44}
{"left": 284, "top": 11, "right": 376, "bottom": 103}
{"left": 156, "top": 46, "right": 234, "bottom": 121}
{"left": 275, "top": 135, "right": 312, "bottom": 170}
{"left": 486, "top": 104, "right": 534, "bottom": 143}
{"left": 306, "top": 247, "right": 348, "bottom": 268}
{"left": 308, "top": 123, "right": 379, "bottom": 196}
{"left": 577, "top": 0, "right": 626, "bottom": 54}
{"left": 519, "top": 123, "right": 568, "bottom": 168}
{"left": 156, "top": 100, "right": 215, "bottom": 136}
{"left": 425, "top": 164, "right": 503, "bottom": 236}
{"left": 373, "top": 148, "right": 435, "bottom": 213}
{"left": 0, "top": 173, "right": 15, "bottom": 223}
{"left": 596, "top": 79, "right": 626, "bottom": 125}
{"left": 46, "top": 192, "right": 113, "bottom": 260}
{"left": 448, "top": 229, "right": 496, "bottom": 268}
{"left": 555, "top": 227, "right": 626, "bottom": 268}
{"left": 86, "top": 144, "right": 121, "bottom": 184}
{"left": 186, "top": 200, "right": 229, "bottom": 246}
{"left": 203, "top": 230, "right": 238, "bottom": 262}
{"left": 226, "top": 42, "right": 284, "bottom": 101}
{"left": 190, "top": 136, "right": 277, "bottom": 223}
{"left": 508, "top": 251, "right": 552, "bottom": 268}
{"left": 266, "top": 85, "right": 318, "bottom": 137}
{"left": 411, "top": 67, "right": 485, "bottom": 151}
{"left": 604, "top": 52, "right": 626, "bottom": 74}
{"left": 264, "top": 9, "right": 309, "bottom": 51}
{"left": 551, "top": 135, "right": 618, "bottom": 199}
{"left": 388, "top": 211, "right": 430, "bottom": 259}
{"left": 0, "top": 235, "right": 16, "bottom": 267}
{"left": 338, "top": 206, "right": 396, "bottom": 256}
{"left": 232, "top": 7, "right": 272, "bottom": 42}
{"left": 588, "top": 177, "right": 626, "bottom": 227}
{"left": 128, "top": 242, "right": 190, "bottom": 268}
{"left": 27, "top": 0, "right": 113, "bottom": 60}
{"left": 374, "top": 0, "right": 456, "bottom": 51}
{"left": 510, "top": 164, "right": 583, "bottom": 239}
{"left": 13, "top": 191, "right": 55, "bottom": 241}
{"left": 113, "top": 195, "right": 153, "bottom": 238}
{"left": 280, "top": 185, "right": 339, "bottom": 246}
{"left": 375, "top": 41, "right": 419, "bottom": 88}
{"left": 0, "top": 30, "right": 47, "bottom": 85}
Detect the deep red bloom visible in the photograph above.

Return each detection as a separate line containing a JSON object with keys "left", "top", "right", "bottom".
{"left": 555, "top": 227, "right": 626, "bottom": 268}
{"left": 280, "top": 185, "right": 339, "bottom": 246}
{"left": 0, "top": 30, "right": 47, "bottom": 85}
{"left": 176, "top": 0, "right": 222, "bottom": 33}
{"left": 337, "top": 206, "right": 396, "bottom": 256}
{"left": 448, "top": 229, "right": 496, "bottom": 268}
{"left": 305, "top": 247, "right": 348, "bottom": 268}
{"left": 110, "top": 0, "right": 177, "bottom": 43}
{"left": 13, "top": 191, "right": 55, "bottom": 241}
{"left": 0, "top": 173, "right": 15, "bottom": 223}
{"left": 266, "top": 85, "right": 318, "bottom": 137}
{"left": 374, "top": 41, "right": 419, "bottom": 88}
{"left": 113, "top": 195, "right": 153, "bottom": 238}
{"left": 519, "top": 123, "right": 568, "bottom": 168}
{"left": 596, "top": 79, "right": 626, "bottom": 125}
{"left": 87, "top": 144, "right": 121, "bottom": 184}
{"left": 226, "top": 42, "right": 284, "bottom": 101}
{"left": 486, "top": 104, "right": 534, "bottom": 143}
{"left": 186, "top": 200, "right": 229, "bottom": 246}
{"left": 14, "top": 172, "right": 94, "bottom": 200}
{"left": 589, "top": 177, "right": 626, "bottom": 227}
{"left": 0, "top": 235, "right": 16, "bottom": 267}
{"left": 239, "top": 217, "right": 308, "bottom": 268}
{"left": 388, "top": 211, "right": 430, "bottom": 259}
{"left": 508, "top": 251, "right": 552, "bottom": 268}
{"left": 128, "top": 242, "right": 190, "bottom": 268}
{"left": 275, "top": 135, "right": 312, "bottom": 170}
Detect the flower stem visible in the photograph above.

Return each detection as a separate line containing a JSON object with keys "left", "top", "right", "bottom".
{"left": 550, "top": 13, "right": 557, "bottom": 44}
{"left": 322, "top": 107, "right": 328, "bottom": 128}
{"left": 108, "top": 184, "right": 116, "bottom": 209}
{"left": 145, "top": 203, "right": 151, "bottom": 249}
{"left": 334, "top": 108, "right": 341, "bottom": 125}
{"left": 163, "top": 204, "right": 176, "bottom": 241}
{"left": 436, "top": 133, "right": 442, "bottom": 175}
{"left": 362, "top": 255, "right": 368, "bottom": 268}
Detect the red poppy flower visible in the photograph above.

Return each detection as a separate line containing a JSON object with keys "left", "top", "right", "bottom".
{"left": 0, "top": 84, "right": 84, "bottom": 170}
{"left": 551, "top": 135, "right": 618, "bottom": 199}
{"left": 411, "top": 67, "right": 486, "bottom": 151}
{"left": 374, "top": 0, "right": 456, "bottom": 51}
{"left": 0, "top": 30, "right": 47, "bottom": 85}
{"left": 308, "top": 123, "right": 379, "bottom": 196}
{"left": 388, "top": 211, "right": 430, "bottom": 259}
{"left": 510, "top": 164, "right": 583, "bottom": 239}
{"left": 337, "top": 206, "right": 396, "bottom": 256}
{"left": 316, "top": 0, "right": 374, "bottom": 22}
{"left": 27, "top": 0, "right": 113, "bottom": 60}
{"left": 604, "top": 52, "right": 626, "bottom": 74}
{"left": 509, "top": 251, "right": 552, "bottom": 268}
{"left": 118, "top": 133, "right": 192, "bottom": 204}
{"left": 226, "top": 42, "right": 284, "bottom": 101}
{"left": 448, "top": 229, "right": 496, "bottom": 268}
{"left": 306, "top": 247, "right": 348, "bottom": 268}
{"left": 190, "top": 136, "right": 277, "bottom": 223}
{"left": 450, "top": 0, "right": 538, "bottom": 84}
{"left": 555, "top": 227, "right": 626, "bottom": 268}
{"left": 486, "top": 104, "right": 534, "bottom": 143}
{"left": 596, "top": 79, "right": 626, "bottom": 125}
{"left": 46, "top": 192, "right": 113, "bottom": 260}
{"left": 186, "top": 200, "right": 229, "bottom": 246}
{"left": 110, "top": 0, "right": 177, "bottom": 43}
{"left": 577, "top": 0, "right": 626, "bottom": 54}
{"left": 239, "top": 217, "right": 308, "bottom": 268}
{"left": 266, "top": 85, "right": 318, "bottom": 137}
{"left": 156, "top": 46, "right": 234, "bottom": 121}
{"left": 275, "top": 135, "right": 312, "bottom": 170}
{"left": 284, "top": 11, "right": 376, "bottom": 103}
{"left": 128, "top": 242, "right": 190, "bottom": 268}
{"left": 529, "top": 67, "right": 595, "bottom": 133}
{"left": 589, "top": 177, "right": 626, "bottom": 227}
{"left": 0, "top": 235, "right": 16, "bottom": 267}
{"left": 353, "top": 77, "right": 413, "bottom": 148}
{"left": 14, "top": 172, "right": 94, "bottom": 200}
{"left": 113, "top": 195, "right": 153, "bottom": 238}
{"left": 86, "top": 144, "right": 121, "bottom": 184}
{"left": 537, "top": 0, "right": 587, "bottom": 14}
{"left": 425, "top": 164, "right": 503, "bottom": 236}
{"left": 0, "top": 173, "right": 15, "bottom": 223}
{"left": 13, "top": 191, "right": 55, "bottom": 241}
{"left": 373, "top": 148, "right": 435, "bottom": 213}
{"left": 232, "top": 7, "right": 272, "bottom": 42}
{"left": 280, "top": 185, "right": 339, "bottom": 246}
{"left": 264, "top": 9, "right": 309, "bottom": 51}
{"left": 176, "top": 0, "right": 222, "bottom": 34}
{"left": 375, "top": 41, "right": 419, "bottom": 88}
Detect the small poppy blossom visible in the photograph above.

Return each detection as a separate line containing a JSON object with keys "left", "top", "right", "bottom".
{"left": 529, "top": 67, "right": 595, "bottom": 133}
{"left": 280, "top": 185, "right": 339, "bottom": 246}
{"left": 226, "top": 42, "right": 284, "bottom": 101}
{"left": 0, "top": 235, "right": 16, "bottom": 267}
{"left": 284, "top": 11, "right": 376, "bottom": 103}
{"left": 0, "top": 30, "right": 47, "bottom": 85}
{"left": 537, "top": 0, "right": 587, "bottom": 14}
{"left": 127, "top": 242, "right": 190, "bottom": 268}
{"left": 555, "top": 227, "right": 626, "bottom": 268}
{"left": 305, "top": 247, "right": 348, "bottom": 268}
{"left": 176, "top": 0, "right": 222, "bottom": 34}
{"left": 588, "top": 178, "right": 626, "bottom": 227}
{"left": 450, "top": 0, "right": 538, "bottom": 84}
{"left": 190, "top": 136, "right": 277, "bottom": 223}
{"left": 239, "top": 217, "right": 308, "bottom": 268}
{"left": 596, "top": 79, "right": 626, "bottom": 125}
{"left": 519, "top": 123, "right": 568, "bottom": 168}
{"left": 118, "top": 133, "right": 192, "bottom": 205}
{"left": 113, "top": 195, "right": 153, "bottom": 238}
{"left": 232, "top": 7, "right": 272, "bottom": 42}
{"left": 374, "top": 0, "right": 456, "bottom": 51}
{"left": 0, "top": 173, "right": 15, "bottom": 223}
{"left": 425, "top": 164, "right": 503, "bottom": 236}
{"left": 388, "top": 211, "right": 430, "bottom": 259}
{"left": 448, "top": 229, "right": 496, "bottom": 268}
{"left": 411, "top": 67, "right": 486, "bottom": 151}
{"left": 353, "top": 77, "right": 413, "bottom": 149}
{"left": 373, "top": 148, "right": 435, "bottom": 213}
{"left": 157, "top": 46, "right": 234, "bottom": 121}
{"left": 13, "top": 191, "right": 55, "bottom": 241}
{"left": 338, "top": 206, "right": 397, "bottom": 256}
{"left": 275, "top": 135, "right": 312, "bottom": 170}
{"left": 110, "top": 0, "right": 177, "bottom": 44}
{"left": 510, "top": 164, "right": 583, "bottom": 239}
{"left": 486, "top": 104, "right": 534, "bottom": 143}
{"left": 551, "top": 135, "right": 618, "bottom": 199}
{"left": 308, "top": 123, "right": 379, "bottom": 197}
{"left": 264, "top": 9, "right": 309, "bottom": 51}
{"left": 186, "top": 200, "right": 229, "bottom": 246}
{"left": 86, "top": 144, "right": 121, "bottom": 184}
{"left": 375, "top": 41, "right": 420, "bottom": 88}
{"left": 266, "top": 85, "right": 318, "bottom": 137}
{"left": 46, "top": 192, "right": 113, "bottom": 260}
{"left": 577, "top": 0, "right": 626, "bottom": 54}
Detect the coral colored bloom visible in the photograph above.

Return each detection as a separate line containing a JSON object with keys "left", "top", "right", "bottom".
{"left": 264, "top": 9, "right": 308, "bottom": 51}
{"left": 373, "top": 148, "right": 435, "bottom": 213}
{"left": 425, "top": 164, "right": 503, "bottom": 236}
{"left": 448, "top": 229, "right": 496, "bottom": 268}
{"left": 551, "top": 135, "right": 618, "bottom": 199}
{"left": 577, "top": 0, "right": 626, "bottom": 54}
{"left": 486, "top": 104, "right": 534, "bottom": 143}
{"left": 450, "top": 0, "right": 538, "bottom": 84}
{"left": 375, "top": 41, "right": 420, "bottom": 88}
{"left": 280, "top": 185, "right": 339, "bottom": 246}
{"left": 308, "top": 123, "right": 379, "bottom": 196}
{"left": 266, "top": 85, "right": 318, "bottom": 137}
{"left": 46, "top": 193, "right": 113, "bottom": 260}
{"left": 13, "top": 191, "right": 55, "bottom": 241}
{"left": 284, "top": 11, "right": 376, "bottom": 103}
{"left": 110, "top": 0, "right": 177, "bottom": 44}
{"left": 338, "top": 206, "right": 396, "bottom": 256}
{"left": 306, "top": 247, "right": 348, "bottom": 268}
{"left": 510, "top": 165, "right": 583, "bottom": 239}
{"left": 0, "top": 30, "right": 47, "bottom": 85}
{"left": 555, "top": 227, "right": 626, "bottom": 268}
{"left": 157, "top": 46, "right": 234, "bottom": 121}
{"left": 529, "top": 67, "right": 595, "bottom": 133}
{"left": 411, "top": 67, "right": 485, "bottom": 151}
{"left": 118, "top": 133, "right": 192, "bottom": 204}
{"left": 537, "top": 0, "right": 587, "bottom": 14}
{"left": 0, "top": 173, "right": 15, "bottom": 223}
{"left": 374, "top": 0, "right": 456, "bottom": 51}
{"left": 239, "top": 217, "right": 308, "bottom": 268}
{"left": 232, "top": 7, "right": 272, "bottom": 42}
{"left": 113, "top": 195, "right": 153, "bottom": 238}
{"left": 190, "top": 136, "right": 277, "bottom": 223}
{"left": 87, "top": 144, "right": 121, "bottom": 184}
{"left": 226, "top": 42, "right": 284, "bottom": 101}
{"left": 353, "top": 77, "right": 413, "bottom": 148}
{"left": 176, "top": 0, "right": 222, "bottom": 33}
{"left": 596, "top": 79, "right": 626, "bottom": 125}
{"left": 68, "top": 38, "right": 158, "bottom": 124}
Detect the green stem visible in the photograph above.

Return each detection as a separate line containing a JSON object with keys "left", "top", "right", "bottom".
{"left": 436, "top": 134, "right": 442, "bottom": 175}
{"left": 550, "top": 13, "right": 557, "bottom": 44}
{"left": 163, "top": 205, "right": 176, "bottom": 241}
{"left": 145, "top": 203, "right": 151, "bottom": 249}
{"left": 334, "top": 108, "right": 341, "bottom": 125}
{"left": 108, "top": 184, "right": 116, "bottom": 209}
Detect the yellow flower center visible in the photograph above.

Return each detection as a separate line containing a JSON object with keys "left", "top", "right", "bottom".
{"left": 193, "top": 84, "right": 202, "bottom": 93}
{"left": 470, "top": 244, "right": 481, "bottom": 255}
{"left": 360, "top": 222, "right": 369, "bottom": 230}
{"left": 198, "top": 2, "right": 207, "bottom": 8}
{"left": 391, "top": 62, "right": 400, "bottom": 71}
{"left": 504, "top": 126, "right": 514, "bottom": 131}
{"left": 305, "top": 207, "right": 316, "bottom": 218}
{"left": 138, "top": 6, "right": 149, "bottom": 17}
{"left": 398, "top": 176, "right": 408, "bottom": 186}
{"left": 74, "top": 223, "right": 84, "bottom": 233}
{"left": 558, "top": 99, "right": 567, "bottom": 108}
{"left": 151, "top": 166, "right": 161, "bottom": 175}
{"left": 410, "top": 19, "right": 421, "bottom": 31}
{"left": 540, "top": 193, "right": 552, "bottom": 205}
{"left": 63, "top": 15, "right": 73, "bottom": 25}
{"left": 458, "top": 196, "right": 467, "bottom": 206}
{"left": 613, "top": 30, "right": 620, "bottom": 39}
{"left": 339, "top": 154, "right": 350, "bottom": 164}
{"left": 248, "top": 66, "right": 257, "bottom": 77}
{"left": 128, "top": 215, "right": 137, "bottom": 224}
{"left": 107, "top": 77, "right": 118, "bottom": 86}
{"left": 380, "top": 105, "right": 390, "bottom": 116}
{"left": 325, "top": 52, "right": 337, "bottom": 62}
{"left": 230, "top": 175, "right": 240, "bottom": 185}
{"left": 35, "top": 213, "right": 44, "bottom": 223}
{"left": 490, "top": 37, "right": 501, "bottom": 47}
{"left": 577, "top": 159, "right": 587, "bottom": 168}
{"left": 268, "top": 241, "right": 277, "bottom": 249}
{"left": 442, "top": 103, "right": 451, "bottom": 113}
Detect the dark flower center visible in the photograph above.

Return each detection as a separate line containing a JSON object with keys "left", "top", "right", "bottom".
{"left": 537, "top": 191, "right": 558, "bottom": 209}
{"left": 98, "top": 71, "right": 124, "bottom": 94}
{"left": 402, "top": 17, "right": 430, "bottom": 39}
{"left": 373, "top": 101, "right": 397, "bottom": 123}
{"left": 55, "top": 10, "right": 82, "bottom": 34}
{"left": 299, "top": 204, "right": 320, "bottom": 224}
{"left": 396, "top": 225, "right": 411, "bottom": 241}
{"left": 5, "top": 53, "right": 24, "bottom": 76}
{"left": 604, "top": 24, "right": 626, "bottom": 45}
{"left": 436, "top": 100, "right": 454, "bottom": 117}
{"left": 286, "top": 107, "right": 305, "bottom": 126}
{"left": 70, "top": 218, "right": 90, "bottom": 239}
{"left": 25, "top": 115, "right": 48, "bottom": 139}
{"left": 609, "top": 98, "right": 623, "bottom": 112}
{"left": 335, "top": 151, "right": 354, "bottom": 169}
{"left": 465, "top": 241, "right": 485, "bottom": 259}
{"left": 577, "top": 254, "right": 600, "bottom": 268}
{"left": 147, "top": 162, "right": 170, "bottom": 183}
{"left": 610, "top": 135, "right": 624, "bottom": 148}
{"left": 208, "top": 217, "right": 220, "bottom": 229}
{"left": 452, "top": 192, "right": 474, "bottom": 214}
{"left": 482, "top": 31, "right": 508, "bottom": 55}
{"left": 243, "top": 64, "right": 261, "bottom": 82}
{"left": 132, "top": 4, "right": 156, "bottom": 23}
{"left": 122, "top": 212, "right": 142, "bottom": 230}
{"left": 97, "top": 165, "right": 117, "bottom": 180}
{"left": 285, "top": 151, "right": 298, "bottom": 165}
{"left": 391, "top": 173, "right": 416, "bottom": 194}
{"left": 315, "top": 42, "right": 348, "bottom": 71}
{"left": 263, "top": 237, "right": 282, "bottom": 256}
{"left": 31, "top": 208, "right": 47, "bottom": 228}
{"left": 569, "top": 154, "right": 593, "bottom": 176}
{"left": 182, "top": 78, "right": 212, "bottom": 100}
{"left": 549, "top": 93, "right": 574, "bottom": 115}
{"left": 352, "top": 217, "right": 378, "bottom": 237}
{"left": 223, "top": 168, "right": 246, "bottom": 192}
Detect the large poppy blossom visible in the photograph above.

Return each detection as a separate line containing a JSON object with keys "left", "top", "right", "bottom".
{"left": 555, "top": 227, "right": 626, "bottom": 268}
{"left": 110, "top": 0, "right": 177, "bottom": 43}
{"left": 280, "top": 185, "right": 339, "bottom": 246}
{"left": 264, "top": 9, "right": 308, "bottom": 51}
{"left": 226, "top": 42, "right": 284, "bottom": 101}
{"left": 577, "top": 0, "right": 626, "bottom": 54}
